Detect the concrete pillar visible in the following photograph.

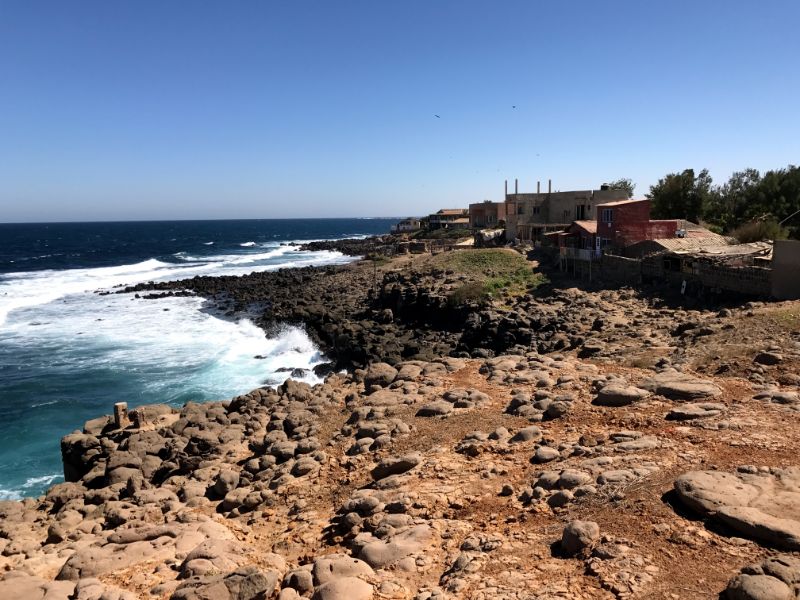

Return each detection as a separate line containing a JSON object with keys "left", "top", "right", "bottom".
{"left": 548, "top": 179, "right": 552, "bottom": 194}
{"left": 537, "top": 181, "right": 540, "bottom": 194}
{"left": 504, "top": 179, "right": 508, "bottom": 197}
{"left": 114, "top": 402, "right": 129, "bottom": 429}
{"left": 515, "top": 178, "right": 518, "bottom": 194}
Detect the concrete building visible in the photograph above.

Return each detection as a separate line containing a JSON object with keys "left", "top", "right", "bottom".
{"left": 390, "top": 217, "right": 422, "bottom": 233}
{"left": 428, "top": 208, "right": 469, "bottom": 230}
{"left": 469, "top": 200, "right": 507, "bottom": 228}
{"left": 504, "top": 179, "right": 628, "bottom": 241}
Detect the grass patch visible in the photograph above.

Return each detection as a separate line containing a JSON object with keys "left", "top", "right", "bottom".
{"left": 439, "top": 249, "right": 546, "bottom": 306}
{"left": 766, "top": 307, "right": 800, "bottom": 331}
{"left": 365, "top": 253, "right": 391, "bottom": 266}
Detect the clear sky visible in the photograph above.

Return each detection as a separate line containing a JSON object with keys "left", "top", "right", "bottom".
{"left": 1, "top": 1, "right": 798, "bottom": 222}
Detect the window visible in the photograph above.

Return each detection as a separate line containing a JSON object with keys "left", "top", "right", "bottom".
{"left": 576, "top": 204, "right": 586, "bottom": 220}
{"left": 517, "top": 205, "right": 524, "bottom": 215}
{"left": 532, "top": 206, "right": 540, "bottom": 215}
{"left": 602, "top": 208, "right": 613, "bottom": 223}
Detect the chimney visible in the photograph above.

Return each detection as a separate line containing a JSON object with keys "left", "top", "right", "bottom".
{"left": 504, "top": 179, "right": 508, "bottom": 197}
{"left": 537, "top": 181, "right": 540, "bottom": 194}
{"left": 514, "top": 178, "right": 518, "bottom": 194}
{"left": 548, "top": 179, "right": 552, "bottom": 194}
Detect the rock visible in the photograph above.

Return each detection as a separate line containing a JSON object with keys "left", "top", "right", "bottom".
{"left": 364, "top": 363, "right": 398, "bottom": 389}
{"left": 754, "top": 352, "right": 783, "bottom": 366}
{"left": 594, "top": 385, "right": 650, "bottom": 407}
{"left": 724, "top": 554, "right": 800, "bottom": 600}
{"left": 666, "top": 403, "right": 725, "bottom": 421}
{"left": 725, "top": 574, "right": 792, "bottom": 599}
{"left": 359, "top": 525, "right": 432, "bottom": 568}
{"left": 533, "top": 446, "right": 560, "bottom": 463}
{"left": 547, "top": 490, "right": 574, "bottom": 508}
{"left": 213, "top": 470, "right": 240, "bottom": 497}
{"left": 561, "top": 521, "right": 600, "bottom": 556}
{"left": 371, "top": 453, "right": 421, "bottom": 480}
{"left": 674, "top": 468, "right": 800, "bottom": 549}
{"left": 312, "top": 577, "right": 373, "bottom": 600}
{"left": 0, "top": 572, "right": 75, "bottom": 600}
{"left": 510, "top": 426, "right": 542, "bottom": 443}
{"left": 312, "top": 555, "right": 374, "bottom": 585}
{"left": 416, "top": 401, "right": 453, "bottom": 417}
{"left": 640, "top": 370, "right": 722, "bottom": 400}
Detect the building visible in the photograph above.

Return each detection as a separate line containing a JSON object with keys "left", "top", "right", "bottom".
{"left": 504, "top": 179, "right": 629, "bottom": 241}
{"left": 468, "top": 200, "right": 507, "bottom": 228}
{"left": 390, "top": 217, "right": 422, "bottom": 233}
{"left": 556, "top": 198, "right": 727, "bottom": 264}
{"left": 595, "top": 199, "right": 679, "bottom": 250}
{"left": 428, "top": 208, "right": 470, "bottom": 230}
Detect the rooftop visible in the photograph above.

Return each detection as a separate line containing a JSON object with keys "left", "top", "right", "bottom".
{"left": 573, "top": 220, "right": 597, "bottom": 234}
{"left": 595, "top": 198, "right": 648, "bottom": 208}
{"left": 435, "top": 208, "right": 468, "bottom": 215}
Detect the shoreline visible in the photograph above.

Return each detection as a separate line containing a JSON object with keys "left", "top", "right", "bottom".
{"left": 1, "top": 242, "right": 799, "bottom": 599}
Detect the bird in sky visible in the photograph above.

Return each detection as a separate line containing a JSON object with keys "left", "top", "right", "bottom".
{"left": 512, "top": 105, "right": 516, "bottom": 109}
{"left": 434, "top": 114, "right": 440, "bottom": 118}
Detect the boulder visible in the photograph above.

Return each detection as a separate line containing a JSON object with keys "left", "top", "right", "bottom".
{"left": 364, "top": 363, "right": 398, "bottom": 389}
{"left": 312, "top": 577, "right": 373, "bottom": 600}
{"left": 640, "top": 370, "right": 721, "bottom": 400}
{"left": 594, "top": 385, "right": 651, "bottom": 407}
{"left": 674, "top": 468, "right": 800, "bottom": 549}
{"left": 561, "top": 521, "right": 600, "bottom": 556}
{"left": 371, "top": 453, "right": 421, "bottom": 480}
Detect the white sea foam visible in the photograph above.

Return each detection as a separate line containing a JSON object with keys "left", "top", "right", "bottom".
{"left": 0, "top": 473, "right": 62, "bottom": 500}
{"left": 203, "top": 241, "right": 214, "bottom": 245}
{"left": 240, "top": 241, "right": 257, "bottom": 247}
{"left": 0, "top": 247, "right": 353, "bottom": 327}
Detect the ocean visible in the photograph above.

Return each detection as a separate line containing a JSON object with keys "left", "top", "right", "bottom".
{"left": 0, "top": 218, "right": 395, "bottom": 499}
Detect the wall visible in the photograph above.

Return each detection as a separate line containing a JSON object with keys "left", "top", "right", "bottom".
{"left": 600, "top": 254, "right": 641, "bottom": 284}
{"left": 771, "top": 240, "right": 800, "bottom": 300}
{"left": 469, "top": 201, "right": 506, "bottom": 228}
{"left": 505, "top": 188, "right": 627, "bottom": 240}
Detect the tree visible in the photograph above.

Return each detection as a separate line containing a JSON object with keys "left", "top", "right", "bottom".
{"left": 605, "top": 178, "right": 635, "bottom": 198}
{"left": 705, "top": 168, "right": 761, "bottom": 230}
{"left": 647, "top": 168, "right": 713, "bottom": 223}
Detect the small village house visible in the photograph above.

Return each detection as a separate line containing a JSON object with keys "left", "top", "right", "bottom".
{"left": 390, "top": 217, "right": 422, "bottom": 233}
{"left": 468, "top": 200, "right": 507, "bottom": 228}
{"left": 428, "top": 208, "right": 470, "bottom": 230}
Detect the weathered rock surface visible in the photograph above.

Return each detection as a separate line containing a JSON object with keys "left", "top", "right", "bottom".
{"left": 674, "top": 468, "right": 800, "bottom": 549}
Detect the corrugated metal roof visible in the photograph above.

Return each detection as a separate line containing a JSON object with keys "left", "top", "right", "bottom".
{"left": 640, "top": 237, "right": 727, "bottom": 252}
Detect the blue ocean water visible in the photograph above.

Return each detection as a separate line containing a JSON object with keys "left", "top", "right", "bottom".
{"left": 0, "top": 218, "right": 395, "bottom": 499}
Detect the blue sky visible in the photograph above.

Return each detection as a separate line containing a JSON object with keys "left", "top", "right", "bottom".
{"left": 1, "top": 1, "right": 798, "bottom": 222}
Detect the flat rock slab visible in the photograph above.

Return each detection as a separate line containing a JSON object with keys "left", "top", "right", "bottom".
{"left": 674, "top": 468, "right": 800, "bottom": 549}
{"left": 640, "top": 370, "right": 722, "bottom": 401}
{"left": 666, "top": 402, "right": 726, "bottom": 421}
{"left": 416, "top": 400, "right": 453, "bottom": 417}
{"left": 594, "top": 385, "right": 651, "bottom": 407}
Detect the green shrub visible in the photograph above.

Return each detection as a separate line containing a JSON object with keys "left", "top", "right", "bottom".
{"left": 729, "top": 219, "right": 788, "bottom": 243}
{"left": 448, "top": 282, "right": 490, "bottom": 306}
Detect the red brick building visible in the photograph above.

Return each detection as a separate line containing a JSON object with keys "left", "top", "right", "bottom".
{"left": 595, "top": 199, "right": 678, "bottom": 249}
{"left": 557, "top": 199, "right": 686, "bottom": 256}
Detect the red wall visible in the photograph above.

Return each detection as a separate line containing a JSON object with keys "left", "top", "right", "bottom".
{"left": 596, "top": 200, "right": 678, "bottom": 246}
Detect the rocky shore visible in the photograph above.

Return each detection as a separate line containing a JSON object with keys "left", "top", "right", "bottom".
{"left": 2, "top": 245, "right": 799, "bottom": 599}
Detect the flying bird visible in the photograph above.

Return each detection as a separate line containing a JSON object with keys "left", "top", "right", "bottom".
{"left": 434, "top": 114, "right": 440, "bottom": 118}
{"left": 512, "top": 105, "right": 516, "bottom": 109}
